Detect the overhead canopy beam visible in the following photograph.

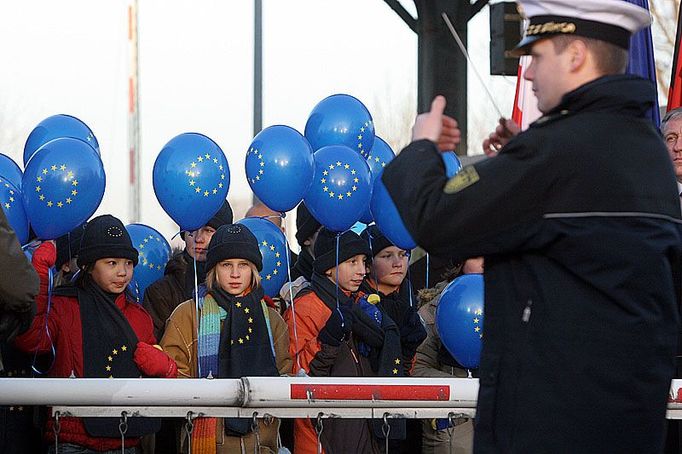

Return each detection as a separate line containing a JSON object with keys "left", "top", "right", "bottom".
{"left": 383, "top": 0, "right": 418, "bottom": 32}
{"left": 385, "top": 0, "right": 490, "bottom": 155}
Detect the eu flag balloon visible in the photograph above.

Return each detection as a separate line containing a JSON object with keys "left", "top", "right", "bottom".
{"left": 153, "top": 133, "right": 230, "bottom": 232}
{"left": 246, "top": 125, "right": 314, "bottom": 213}
{"left": 126, "top": 223, "right": 171, "bottom": 302}
{"left": 359, "top": 137, "right": 395, "bottom": 224}
{"left": 0, "top": 177, "right": 29, "bottom": 245}
{"left": 24, "top": 114, "right": 99, "bottom": 166}
{"left": 370, "top": 169, "right": 416, "bottom": 250}
{"left": 304, "top": 145, "right": 372, "bottom": 233}
{"left": 304, "top": 94, "right": 375, "bottom": 157}
{"left": 237, "top": 217, "right": 289, "bottom": 298}
{"left": 0, "top": 153, "right": 23, "bottom": 190}
{"left": 442, "top": 151, "right": 462, "bottom": 178}
{"left": 22, "top": 137, "right": 105, "bottom": 240}
{"left": 436, "top": 274, "right": 484, "bottom": 369}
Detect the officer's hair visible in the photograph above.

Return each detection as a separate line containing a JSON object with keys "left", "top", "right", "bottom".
{"left": 662, "top": 108, "right": 682, "bottom": 135}
{"left": 551, "top": 35, "right": 628, "bottom": 75}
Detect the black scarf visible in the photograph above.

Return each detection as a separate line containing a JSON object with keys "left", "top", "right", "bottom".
{"left": 293, "top": 248, "right": 314, "bottom": 282}
{"left": 361, "top": 279, "right": 427, "bottom": 361}
{"left": 182, "top": 250, "right": 207, "bottom": 300}
{"left": 312, "top": 272, "right": 405, "bottom": 441}
{"left": 212, "top": 285, "right": 278, "bottom": 435}
{"left": 78, "top": 278, "right": 160, "bottom": 437}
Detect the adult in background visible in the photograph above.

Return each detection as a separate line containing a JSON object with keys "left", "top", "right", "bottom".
{"left": 245, "top": 201, "right": 285, "bottom": 232}
{"left": 662, "top": 107, "right": 682, "bottom": 454}
{"left": 663, "top": 107, "right": 682, "bottom": 195}
{"left": 382, "top": 0, "right": 681, "bottom": 451}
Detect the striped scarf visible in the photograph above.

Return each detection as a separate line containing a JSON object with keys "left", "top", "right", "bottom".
{"left": 192, "top": 291, "right": 276, "bottom": 453}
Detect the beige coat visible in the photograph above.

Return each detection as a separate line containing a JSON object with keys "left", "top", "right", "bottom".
{"left": 161, "top": 298, "right": 292, "bottom": 454}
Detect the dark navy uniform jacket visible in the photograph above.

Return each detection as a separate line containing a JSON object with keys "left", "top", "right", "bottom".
{"left": 383, "top": 75, "right": 682, "bottom": 453}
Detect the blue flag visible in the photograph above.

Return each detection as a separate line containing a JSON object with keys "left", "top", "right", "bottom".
{"left": 624, "top": 0, "right": 660, "bottom": 126}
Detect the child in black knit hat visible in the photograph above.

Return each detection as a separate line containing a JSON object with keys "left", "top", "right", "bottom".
{"left": 161, "top": 223, "right": 291, "bottom": 453}
{"left": 284, "top": 227, "right": 409, "bottom": 453}
{"left": 15, "top": 214, "right": 178, "bottom": 453}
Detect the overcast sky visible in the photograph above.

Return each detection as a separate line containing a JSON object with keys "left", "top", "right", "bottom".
{"left": 0, "top": 1, "right": 544, "bottom": 243}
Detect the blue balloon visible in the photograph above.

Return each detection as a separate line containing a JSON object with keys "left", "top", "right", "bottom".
{"left": 370, "top": 169, "right": 416, "bottom": 250}
{"left": 237, "top": 217, "right": 290, "bottom": 298}
{"left": 304, "top": 94, "right": 375, "bottom": 157}
{"left": 153, "top": 133, "right": 230, "bottom": 232}
{"left": 304, "top": 145, "right": 372, "bottom": 232}
{"left": 0, "top": 154, "right": 23, "bottom": 190}
{"left": 24, "top": 114, "right": 99, "bottom": 166}
{"left": 22, "top": 137, "right": 105, "bottom": 240}
{"left": 126, "top": 224, "right": 171, "bottom": 301}
{"left": 0, "top": 177, "right": 29, "bottom": 245}
{"left": 360, "top": 137, "right": 395, "bottom": 224}
{"left": 436, "top": 274, "right": 484, "bottom": 369}
{"left": 442, "top": 151, "right": 462, "bottom": 178}
{"left": 246, "top": 125, "right": 314, "bottom": 212}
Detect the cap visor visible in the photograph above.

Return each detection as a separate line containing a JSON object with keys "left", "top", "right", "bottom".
{"left": 510, "top": 35, "right": 544, "bottom": 57}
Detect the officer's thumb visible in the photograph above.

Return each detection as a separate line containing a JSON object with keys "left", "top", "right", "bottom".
{"left": 430, "top": 96, "right": 447, "bottom": 116}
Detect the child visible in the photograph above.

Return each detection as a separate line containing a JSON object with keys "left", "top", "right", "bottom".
{"left": 360, "top": 225, "right": 426, "bottom": 370}
{"left": 15, "top": 215, "right": 177, "bottom": 454}
{"left": 285, "top": 228, "right": 405, "bottom": 454}
{"left": 161, "top": 223, "right": 291, "bottom": 453}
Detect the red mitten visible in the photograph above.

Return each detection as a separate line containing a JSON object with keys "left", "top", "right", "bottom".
{"left": 133, "top": 342, "right": 178, "bottom": 378}
{"left": 32, "top": 241, "right": 57, "bottom": 295}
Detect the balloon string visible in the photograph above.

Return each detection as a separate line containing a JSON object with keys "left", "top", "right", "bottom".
{"left": 335, "top": 234, "right": 345, "bottom": 329}
{"left": 282, "top": 226, "right": 303, "bottom": 373}
{"left": 192, "top": 238, "right": 201, "bottom": 378}
{"left": 406, "top": 253, "right": 415, "bottom": 308}
{"left": 425, "top": 253, "right": 430, "bottom": 290}
{"left": 366, "top": 231, "right": 378, "bottom": 292}
{"left": 32, "top": 266, "right": 56, "bottom": 375}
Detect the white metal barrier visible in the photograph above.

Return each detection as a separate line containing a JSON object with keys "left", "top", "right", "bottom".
{"left": 1, "top": 377, "right": 682, "bottom": 419}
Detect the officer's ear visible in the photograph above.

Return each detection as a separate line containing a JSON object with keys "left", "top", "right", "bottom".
{"left": 567, "top": 39, "right": 589, "bottom": 72}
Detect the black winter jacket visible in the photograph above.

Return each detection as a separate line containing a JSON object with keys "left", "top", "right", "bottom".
{"left": 383, "top": 75, "right": 682, "bottom": 453}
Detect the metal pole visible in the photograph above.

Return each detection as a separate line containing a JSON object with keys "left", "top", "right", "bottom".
{"left": 252, "top": 0, "right": 263, "bottom": 205}
{"left": 253, "top": 0, "right": 262, "bottom": 137}
{"left": 128, "top": 0, "right": 141, "bottom": 222}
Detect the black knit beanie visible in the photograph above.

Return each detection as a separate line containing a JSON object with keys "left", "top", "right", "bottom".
{"left": 206, "top": 199, "right": 234, "bottom": 230}
{"left": 205, "top": 223, "right": 263, "bottom": 272}
{"left": 77, "top": 215, "right": 139, "bottom": 268}
{"left": 295, "top": 202, "right": 321, "bottom": 248}
{"left": 55, "top": 222, "right": 87, "bottom": 269}
{"left": 360, "top": 224, "right": 394, "bottom": 258}
{"left": 313, "top": 228, "right": 371, "bottom": 273}
{"left": 181, "top": 200, "right": 233, "bottom": 240}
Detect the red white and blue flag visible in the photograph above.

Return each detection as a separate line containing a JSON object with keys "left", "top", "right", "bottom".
{"left": 668, "top": 2, "right": 682, "bottom": 111}
{"left": 511, "top": 56, "right": 541, "bottom": 131}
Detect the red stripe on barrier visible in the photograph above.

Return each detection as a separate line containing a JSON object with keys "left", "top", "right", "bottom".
{"left": 290, "top": 384, "right": 450, "bottom": 401}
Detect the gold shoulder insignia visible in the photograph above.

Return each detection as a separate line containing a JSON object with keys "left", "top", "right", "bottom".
{"left": 443, "top": 166, "right": 480, "bottom": 194}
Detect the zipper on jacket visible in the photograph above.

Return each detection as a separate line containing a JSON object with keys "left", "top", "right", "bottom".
{"left": 522, "top": 299, "right": 533, "bottom": 323}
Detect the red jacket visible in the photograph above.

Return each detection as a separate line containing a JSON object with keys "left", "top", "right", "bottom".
{"left": 15, "top": 242, "right": 157, "bottom": 451}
